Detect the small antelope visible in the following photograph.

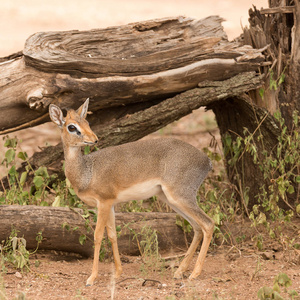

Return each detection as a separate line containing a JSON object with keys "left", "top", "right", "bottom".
{"left": 49, "top": 99, "right": 214, "bottom": 286}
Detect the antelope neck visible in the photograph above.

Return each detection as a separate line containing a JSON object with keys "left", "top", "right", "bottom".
{"left": 63, "top": 145, "right": 87, "bottom": 188}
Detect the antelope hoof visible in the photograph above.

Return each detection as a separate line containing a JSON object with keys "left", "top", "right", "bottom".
{"left": 173, "top": 269, "right": 183, "bottom": 279}
{"left": 115, "top": 268, "right": 123, "bottom": 278}
{"left": 86, "top": 276, "right": 95, "bottom": 287}
{"left": 188, "top": 272, "right": 199, "bottom": 280}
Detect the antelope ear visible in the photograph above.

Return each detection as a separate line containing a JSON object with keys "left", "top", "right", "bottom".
{"left": 49, "top": 104, "right": 65, "bottom": 128}
{"left": 76, "top": 98, "right": 89, "bottom": 119}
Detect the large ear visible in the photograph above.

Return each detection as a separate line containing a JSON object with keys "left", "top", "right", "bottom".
{"left": 76, "top": 98, "right": 89, "bottom": 119}
{"left": 49, "top": 104, "right": 65, "bottom": 128}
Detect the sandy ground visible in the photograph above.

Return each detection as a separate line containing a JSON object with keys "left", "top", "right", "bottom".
{"left": 2, "top": 220, "right": 300, "bottom": 299}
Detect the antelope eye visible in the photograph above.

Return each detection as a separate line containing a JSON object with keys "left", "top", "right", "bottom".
{"left": 68, "top": 125, "right": 76, "bottom": 132}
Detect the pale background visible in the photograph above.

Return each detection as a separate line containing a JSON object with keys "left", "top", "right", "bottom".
{"left": 1, "top": 0, "right": 267, "bottom": 56}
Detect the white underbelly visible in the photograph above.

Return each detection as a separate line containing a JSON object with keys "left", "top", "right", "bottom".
{"left": 116, "top": 179, "right": 162, "bottom": 203}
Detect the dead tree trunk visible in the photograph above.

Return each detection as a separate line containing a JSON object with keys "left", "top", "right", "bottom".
{"left": 0, "top": 205, "right": 190, "bottom": 257}
{"left": 212, "top": 1, "right": 300, "bottom": 209}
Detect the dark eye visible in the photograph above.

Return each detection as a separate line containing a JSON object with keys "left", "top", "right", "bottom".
{"left": 68, "top": 125, "right": 76, "bottom": 132}
{"left": 67, "top": 124, "right": 81, "bottom": 136}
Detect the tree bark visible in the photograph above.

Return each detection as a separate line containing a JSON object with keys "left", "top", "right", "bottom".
{"left": 27, "top": 72, "right": 263, "bottom": 175}
{"left": 210, "top": 95, "right": 282, "bottom": 209}
{"left": 213, "top": 1, "right": 300, "bottom": 209}
{"left": 243, "top": 0, "right": 300, "bottom": 126}
{"left": 0, "top": 205, "right": 190, "bottom": 257}
{"left": 0, "top": 16, "right": 265, "bottom": 134}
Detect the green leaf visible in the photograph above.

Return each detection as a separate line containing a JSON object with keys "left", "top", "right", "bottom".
{"left": 68, "top": 188, "right": 76, "bottom": 196}
{"left": 52, "top": 196, "right": 61, "bottom": 207}
{"left": 278, "top": 73, "right": 285, "bottom": 86}
{"left": 287, "top": 185, "right": 295, "bottom": 194}
{"left": 62, "top": 222, "right": 70, "bottom": 231}
{"left": 33, "top": 176, "right": 44, "bottom": 188}
{"left": 272, "top": 291, "right": 284, "bottom": 300}
{"left": 273, "top": 282, "right": 281, "bottom": 293}
{"left": 274, "top": 111, "right": 281, "bottom": 121}
{"left": 40, "top": 201, "right": 49, "bottom": 206}
{"left": 20, "top": 238, "right": 26, "bottom": 248}
{"left": 296, "top": 204, "right": 300, "bottom": 214}
{"left": 213, "top": 213, "right": 221, "bottom": 226}
{"left": 35, "top": 166, "right": 49, "bottom": 178}
{"left": 20, "top": 172, "right": 27, "bottom": 186}
{"left": 4, "top": 137, "right": 17, "bottom": 148}
{"left": 275, "top": 273, "right": 292, "bottom": 288}
{"left": 257, "top": 239, "right": 263, "bottom": 250}
{"left": 5, "top": 149, "right": 15, "bottom": 164}
{"left": 84, "top": 145, "right": 91, "bottom": 155}
{"left": 8, "top": 165, "right": 17, "bottom": 177}
{"left": 257, "top": 286, "right": 273, "bottom": 300}
{"left": 4, "top": 139, "right": 11, "bottom": 148}
{"left": 259, "top": 88, "right": 265, "bottom": 100}
{"left": 79, "top": 234, "right": 86, "bottom": 245}
{"left": 11, "top": 237, "right": 18, "bottom": 251}
{"left": 17, "top": 151, "right": 28, "bottom": 161}
{"left": 257, "top": 212, "right": 267, "bottom": 225}
{"left": 288, "top": 289, "right": 299, "bottom": 297}
{"left": 35, "top": 260, "right": 41, "bottom": 268}
{"left": 224, "top": 134, "right": 232, "bottom": 147}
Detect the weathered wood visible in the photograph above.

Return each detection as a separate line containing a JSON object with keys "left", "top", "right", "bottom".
{"left": 214, "top": 1, "right": 300, "bottom": 210}
{"left": 244, "top": 2, "right": 300, "bottom": 124}
{"left": 260, "top": 6, "right": 295, "bottom": 14}
{"left": 23, "top": 16, "right": 228, "bottom": 77}
{"left": 210, "top": 95, "right": 282, "bottom": 209}
{"left": 0, "top": 16, "right": 265, "bottom": 134}
{"left": 0, "top": 205, "right": 190, "bottom": 257}
{"left": 26, "top": 72, "right": 263, "bottom": 174}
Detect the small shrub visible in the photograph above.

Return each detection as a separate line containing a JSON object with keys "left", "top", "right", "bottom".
{"left": 258, "top": 273, "right": 299, "bottom": 300}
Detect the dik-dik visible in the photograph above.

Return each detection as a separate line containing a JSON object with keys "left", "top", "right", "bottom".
{"left": 49, "top": 99, "right": 214, "bottom": 286}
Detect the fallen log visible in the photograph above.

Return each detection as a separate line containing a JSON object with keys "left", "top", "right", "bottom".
{"left": 0, "top": 205, "right": 191, "bottom": 257}
{"left": 29, "top": 71, "right": 263, "bottom": 174}
{"left": 0, "top": 15, "right": 265, "bottom": 134}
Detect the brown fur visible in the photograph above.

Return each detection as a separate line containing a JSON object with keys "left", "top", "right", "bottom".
{"left": 49, "top": 99, "right": 214, "bottom": 286}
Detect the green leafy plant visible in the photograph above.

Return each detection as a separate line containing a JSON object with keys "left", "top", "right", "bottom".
{"left": 0, "top": 136, "right": 58, "bottom": 206}
{"left": 224, "top": 111, "right": 299, "bottom": 242}
{"left": 52, "top": 178, "right": 82, "bottom": 208}
{"left": 0, "top": 136, "right": 87, "bottom": 208}
{"left": 258, "top": 273, "right": 299, "bottom": 300}
{"left": 124, "top": 223, "right": 164, "bottom": 275}
{"left": 249, "top": 112, "right": 299, "bottom": 246}
{"left": 0, "top": 229, "right": 42, "bottom": 272}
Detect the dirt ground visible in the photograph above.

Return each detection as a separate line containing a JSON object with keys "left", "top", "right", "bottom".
{"left": 2, "top": 219, "right": 300, "bottom": 300}
{"left": 2, "top": 1, "right": 300, "bottom": 299}
{"left": 1, "top": 108, "right": 299, "bottom": 299}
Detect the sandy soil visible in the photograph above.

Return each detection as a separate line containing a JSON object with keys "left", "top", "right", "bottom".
{"left": 2, "top": 1, "right": 300, "bottom": 300}
{"left": 2, "top": 220, "right": 300, "bottom": 299}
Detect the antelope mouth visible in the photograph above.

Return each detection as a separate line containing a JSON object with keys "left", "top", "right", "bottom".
{"left": 84, "top": 141, "right": 97, "bottom": 145}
